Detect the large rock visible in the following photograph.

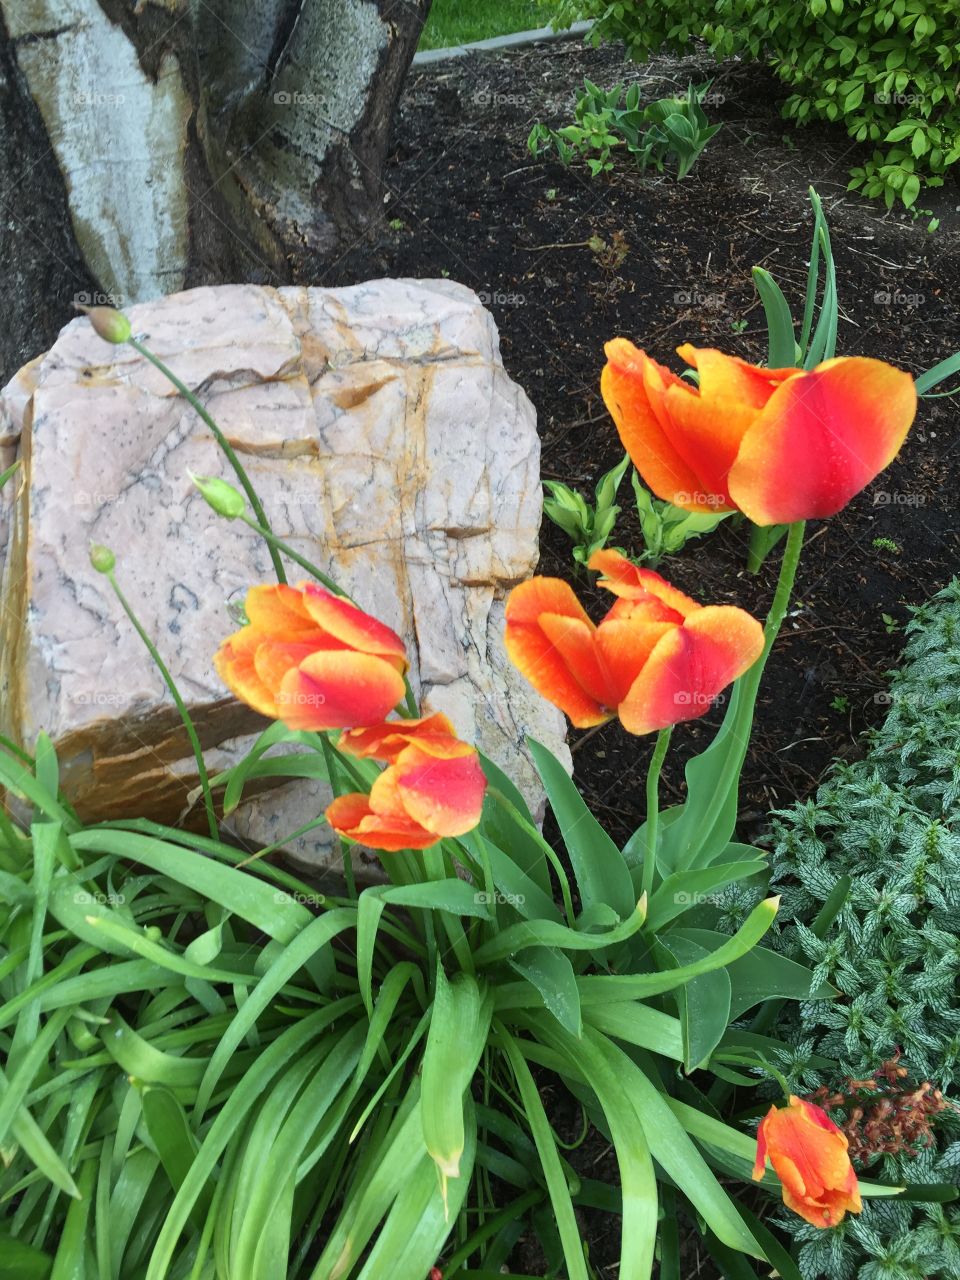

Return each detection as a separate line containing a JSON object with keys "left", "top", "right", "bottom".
{"left": 0, "top": 280, "right": 568, "bottom": 879}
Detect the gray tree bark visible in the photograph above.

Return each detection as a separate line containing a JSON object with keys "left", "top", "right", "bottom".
{"left": 0, "top": 0, "right": 431, "bottom": 381}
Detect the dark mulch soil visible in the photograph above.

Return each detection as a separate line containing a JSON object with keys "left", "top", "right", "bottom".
{"left": 325, "top": 33, "right": 960, "bottom": 1275}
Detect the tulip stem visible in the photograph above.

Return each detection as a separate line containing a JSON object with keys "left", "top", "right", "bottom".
{"left": 237, "top": 513, "right": 343, "bottom": 595}
{"left": 317, "top": 735, "right": 357, "bottom": 899}
{"left": 127, "top": 337, "right": 287, "bottom": 585}
{"left": 761, "top": 520, "right": 806, "bottom": 659}
{"left": 642, "top": 727, "right": 672, "bottom": 899}
{"left": 103, "top": 569, "right": 219, "bottom": 841}
{"left": 674, "top": 520, "right": 806, "bottom": 872}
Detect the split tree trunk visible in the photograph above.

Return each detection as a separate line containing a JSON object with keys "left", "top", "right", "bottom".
{"left": 0, "top": 0, "right": 431, "bottom": 380}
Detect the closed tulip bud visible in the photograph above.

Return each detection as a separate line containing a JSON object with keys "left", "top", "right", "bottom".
{"left": 189, "top": 472, "right": 247, "bottom": 519}
{"left": 89, "top": 544, "right": 116, "bottom": 574}
{"left": 78, "top": 305, "right": 132, "bottom": 345}
{"left": 753, "top": 1095, "right": 862, "bottom": 1228}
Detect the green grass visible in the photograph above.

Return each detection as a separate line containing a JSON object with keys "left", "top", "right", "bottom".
{"left": 419, "top": 0, "right": 562, "bottom": 50}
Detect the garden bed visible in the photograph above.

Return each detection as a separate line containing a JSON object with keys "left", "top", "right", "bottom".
{"left": 327, "top": 35, "right": 960, "bottom": 851}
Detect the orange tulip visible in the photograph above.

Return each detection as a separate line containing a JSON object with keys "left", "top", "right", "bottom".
{"left": 601, "top": 339, "right": 917, "bottom": 526}
{"left": 325, "top": 714, "right": 487, "bottom": 851}
{"left": 753, "top": 1095, "right": 862, "bottom": 1228}
{"left": 504, "top": 550, "right": 763, "bottom": 735}
{"left": 214, "top": 582, "right": 408, "bottom": 732}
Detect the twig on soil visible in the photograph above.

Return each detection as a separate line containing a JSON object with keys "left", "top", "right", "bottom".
{"left": 527, "top": 239, "right": 597, "bottom": 252}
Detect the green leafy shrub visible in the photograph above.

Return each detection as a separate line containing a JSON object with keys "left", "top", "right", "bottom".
{"left": 551, "top": 0, "right": 960, "bottom": 206}
{"left": 742, "top": 580, "right": 960, "bottom": 1278}
{"left": 528, "top": 79, "right": 720, "bottom": 178}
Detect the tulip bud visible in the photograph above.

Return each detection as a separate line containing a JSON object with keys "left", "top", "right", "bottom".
{"left": 77, "top": 305, "right": 132, "bottom": 345}
{"left": 89, "top": 544, "right": 116, "bottom": 574}
{"left": 189, "top": 472, "right": 246, "bottom": 520}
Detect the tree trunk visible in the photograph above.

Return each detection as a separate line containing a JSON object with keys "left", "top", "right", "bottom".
{"left": 0, "top": 0, "right": 431, "bottom": 381}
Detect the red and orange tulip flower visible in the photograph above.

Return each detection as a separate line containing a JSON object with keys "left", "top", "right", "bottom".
{"left": 504, "top": 550, "right": 764, "bottom": 735}
{"left": 601, "top": 339, "right": 917, "bottom": 526}
{"left": 214, "top": 582, "right": 408, "bottom": 732}
{"left": 753, "top": 1095, "right": 862, "bottom": 1228}
{"left": 325, "top": 714, "right": 487, "bottom": 851}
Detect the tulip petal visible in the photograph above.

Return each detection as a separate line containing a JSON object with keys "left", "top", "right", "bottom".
{"left": 325, "top": 792, "right": 439, "bottom": 851}
{"left": 793, "top": 1096, "right": 840, "bottom": 1133}
{"left": 602, "top": 339, "right": 706, "bottom": 506}
{"left": 277, "top": 651, "right": 407, "bottom": 731}
{"left": 588, "top": 548, "right": 648, "bottom": 597}
{"left": 505, "top": 579, "right": 609, "bottom": 728}
{"left": 214, "top": 628, "right": 278, "bottom": 718}
{"left": 753, "top": 1107, "right": 773, "bottom": 1181}
{"left": 505, "top": 624, "right": 609, "bottom": 728}
{"left": 626, "top": 567, "right": 701, "bottom": 620}
{"left": 243, "top": 583, "right": 317, "bottom": 633}
{"left": 538, "top": 613, "right": 614, "bottom": 708}
{"left": 677, "top": 345, "right": 796, "bottom": 407}
{"left": 339, "top": 714, "right": 459, "bottom": 761}
{"left": 594, "top": 617, "right": 676, "bottom": 705}
{"left": 659, "top": 346, "right": 792, "bottom": 510}
{"left": 781, "top": 1183, "right": 850, "bottom": 1229}
{"left": 728, "top": 356, "right": 917, "bottom": 525}
{"left": 505, "top": 576, "right": 594, "bottom": 628}
{"left": 588, "top": 550, "right": 693, "bottom": 620}
{"left": 395, "top": 747, "right": 487, "bottom": 837}
{"left": 253, "top": 639, "right": 330, "bottom": 701}
{"left": 300, "top": 583, "right": 408, "bottom": 668}
{"left": 618, "top": 606, "right": 764, "bottom": 735}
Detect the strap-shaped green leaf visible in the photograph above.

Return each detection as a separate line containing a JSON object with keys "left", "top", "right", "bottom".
{"left": 99, "top": 1014, "right": 206, "bottom": 1089}
{"left": 751, "top": 267, "right": 797, "bottom": 369}
{"left": 357, "top": 1098, "right": 477, "bottom": 1280}
{"left": 500, "top": 1031, "right": 588, "bottom": 1280}
{"left": 148, "top": 1009, "right": 347, "bottom": 1279}
{"left": 576, "top": 897, "right": 778, "bottom": 1005}
{"left": 915, "top": 349, "right": 960, "bottom": 395}
{"left": 473, "top": 899, "right": 645, "bottom": 967}
{"left": 587, "top": 1030, "right": 760, "bottom": 1258}
{"left": 582, "top": 1000, "right": 683, "bottom": 1061}
{"left": 69, "top": 829, "right": 315, "bottom": 944}
{"left": 420, "top": 968, "right": 492, "bottom": 1189}
{"left": 49, "top": 1158, "right": 96, "bottom": 1280}
{"left": 645, "top": 860, "right": 767, "bottom": 931}
{"left": 509, "top": 948, "right": 581, "bottom": 1038}
{"left": 140, "top": 1087, "right": 209, "bottom": 1229}
{"left": 657, "top": 936, "right": 732, "bottom": 1072}
{"left": 193, "top": 914, "right": 358, "bottom": 1117}
{"left": 528, "top": 739, "right": 635, "bottom": 920}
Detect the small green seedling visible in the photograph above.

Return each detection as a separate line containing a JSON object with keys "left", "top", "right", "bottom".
{"left": 830, "top": 694, "right": 850, "bottom": 713}
{"left": 543, "top": 453, "right": 631, "bottom": 566}
{"left": 730, "top": 318, "right": 748, "bottom": 334}
{"left": 872, "top": 536, "right": 901, "bottom": 554}
{"left": 882, "top": 612, "right": 900, "bottom": 634}
{"left": 632, "top": 473, "right": 730, "bottom": 566}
